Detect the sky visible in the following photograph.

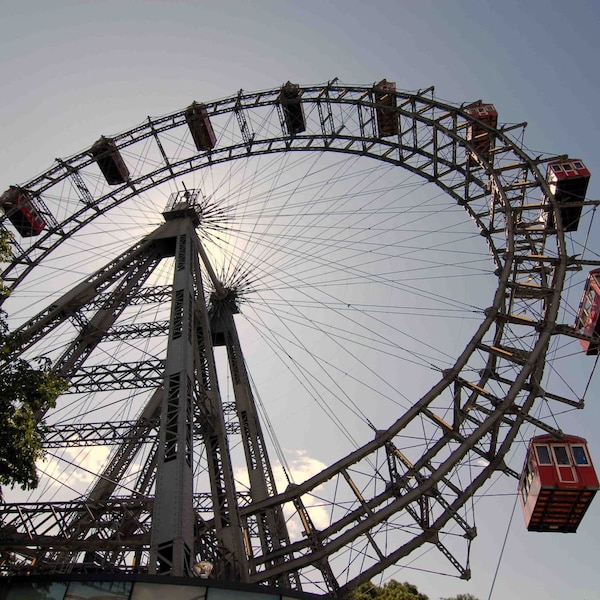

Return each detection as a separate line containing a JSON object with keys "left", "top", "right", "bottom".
{"left": 1, "top": 1, "right": 600, "bottom": 599}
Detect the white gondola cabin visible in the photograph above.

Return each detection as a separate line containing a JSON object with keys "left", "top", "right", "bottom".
{"left": 90, "top": 136, "right": 130, "bottom": 185}
{"left": 540, "top": 158, "right": 590, "bottom": 232}
{"left": 519, "top": 434, "right": 599, "bottom": 532}
{"left": 464, "top": 103, "right": 497, "bottom": 167}
{"left": 0, "top": 186, "right": 46, "bottom": 237}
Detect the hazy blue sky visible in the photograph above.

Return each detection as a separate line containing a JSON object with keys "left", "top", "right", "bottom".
{"left": 1, "top": 1, "right": 600, "bottom": 599}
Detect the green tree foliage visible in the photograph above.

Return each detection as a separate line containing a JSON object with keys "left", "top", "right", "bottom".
{"left": 0, "top": 351, "right": 67, "bottom": 490}
{"left": 0, "top": 231, "right": 67, "bottom": 491}
{"left": 0, "top": 229, "right": 12, "bottom": 298}
{"left": 349, "top": 580, "right": 429, "bottom": 600}
{"left": 348, "top": 581, "right": 480, "bottom": 600}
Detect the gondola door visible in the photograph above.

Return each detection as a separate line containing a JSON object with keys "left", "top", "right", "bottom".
{"left": 552, "top": 445, "right": 577, "bottom": 484}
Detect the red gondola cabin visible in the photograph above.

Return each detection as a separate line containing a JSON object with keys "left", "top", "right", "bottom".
{"left": 185, "top": 102, "right": 217, "bottom": 151}
{"left": 0, "top": 186, "right": 46, "bottom": 237}
{"left": 464, "top": 103, "right": 497, "bottom": 167}
{"left": 278, "top": 82, "right": 306, "bottom": 136}
{"left": 374, "top": 79, "right": 398, "bottom": 138}
{"left": 575, "top": 268, "right": 600, "bottom": 355}
{"left": 519, "top": 434, "right": 599, "bottom": 533}
{"left": 90, "top": 136, "right": 130, "bottom": 185}
{"left": 540, "top": 158, "right": 590, "bottom": 232}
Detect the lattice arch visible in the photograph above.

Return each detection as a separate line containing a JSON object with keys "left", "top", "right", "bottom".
{"left": 0, "top": 81, "right": 597, "bottom": 595}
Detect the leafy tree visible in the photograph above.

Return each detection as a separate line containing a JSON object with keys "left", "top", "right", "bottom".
{"left": 0, "top": 231, "right": 67, "bottom": 492}
{"left": 0, "top": 228, "right": 11, "bottom": 298}
{"left": 349, "top": 580, "right": 429, "bottom": 600}
{"left": 0, "top": 351, "right": 67, "bottom": 490}
{"left": 348, "top": 580, "right": 480, "bottom": 600}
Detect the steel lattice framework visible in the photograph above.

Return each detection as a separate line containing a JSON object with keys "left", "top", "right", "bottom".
{"left": 0, "top": 81, "right": 598, "bottom": 595}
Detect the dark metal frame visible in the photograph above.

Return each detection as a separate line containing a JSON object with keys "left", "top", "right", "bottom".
{"left": 0, "top": 81, "right": 597, "bottom": 595}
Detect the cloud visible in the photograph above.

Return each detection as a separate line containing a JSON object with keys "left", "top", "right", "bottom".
{"left": 277, "top": 450, "right": 331, "bottom": 536}
{"left": 36, "top": 445, "right": 113, "bottom": 499}
{"left": 234, "top": 448, "right": 331, "bottom": 541}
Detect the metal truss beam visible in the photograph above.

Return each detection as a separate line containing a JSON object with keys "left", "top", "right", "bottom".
{"left": 89, "top": 285, "right": 172, "bottom": 309}
{"left": 55, "top": 253, "right": 163, "bottom": 378}
{"left": 67, "top": 360, "right": 164, "bottom": 393}
{"left": 44, "top": 418, "right": 241, "bottom": 448}
{"left": 2, "top": 225, "right": 178, "bottom": 368}
{"left": 44, "top": 419, "right": 159, "bottom": 448}
{"left": 0, "top": 492, "right": 253, "bottom": 566}
{"left": 103, "top": 321, "right": 169, "bottom": 341}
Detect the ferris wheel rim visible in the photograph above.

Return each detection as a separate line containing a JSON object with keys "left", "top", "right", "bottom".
{"left": 0, "top": 81, "right": 580, "bottom": 590}
{"left": 0, "top": 81, "right": 565, "bottom": 429}
{"left": 1, "top": 83, "right": 567, "bottom": 290}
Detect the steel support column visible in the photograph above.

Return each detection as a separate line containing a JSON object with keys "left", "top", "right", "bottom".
{"left": 209, "top": 292, "right": 297, "bottom": 588}
{"left": 149, "top": 223, "right": 196, "bottom": 576}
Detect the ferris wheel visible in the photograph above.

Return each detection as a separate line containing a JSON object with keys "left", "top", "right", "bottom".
{"left": 0, "top": 80, "right": 597, "bottom": 595}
